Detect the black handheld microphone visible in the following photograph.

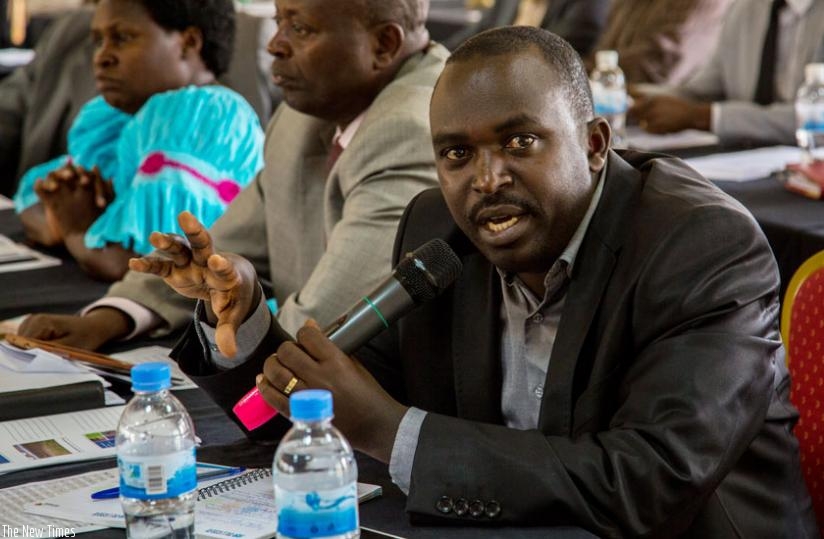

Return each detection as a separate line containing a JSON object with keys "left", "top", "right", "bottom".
{"left": 322, "top": 238, "right": 462, "bottom": 351}
{"left": 233, "top": 239, "right": 462, "bottom": 430}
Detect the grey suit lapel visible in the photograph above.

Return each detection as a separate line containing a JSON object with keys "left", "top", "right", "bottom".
{"left": 538, "top": 152, "right": 641, "bottom": 434}
{"left": 451, "top": 252, "right": 505, "bottom": 424}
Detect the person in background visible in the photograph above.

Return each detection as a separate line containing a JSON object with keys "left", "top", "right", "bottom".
{"left": 158, "top": 26, "right": 816, "bottom": 536}
{"left": 630, "top": 0, "right": 824, "bottom": 144}
{"left": 443, "top": 0, "right": 608, "bottom": 56}
{"left": 12, "top": 0, "right": 265, "bottom": 282}
{"left": 0, "top": 3, "right": 276, "bottom": 198}
{"left": 586, "top": 0, "right": 731, "bottom": 85}
{"left": 17, "top": 0, "right": 445, "bottom": 359}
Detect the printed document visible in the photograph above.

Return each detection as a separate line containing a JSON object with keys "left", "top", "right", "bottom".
{"left": 0, "top": 469, "right": 111, "bottom": 537}
{"left": 26, "top": 468, "right": 382, "bottom": 539}
{"left": 0, "top": 406, "right": 123, "bottom": 473}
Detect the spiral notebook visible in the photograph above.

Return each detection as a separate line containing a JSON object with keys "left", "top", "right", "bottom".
{"left": 24, "top": 468, "right": 382, "bottom": 539}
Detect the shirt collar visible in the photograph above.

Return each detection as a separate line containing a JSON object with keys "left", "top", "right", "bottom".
{"left": 785, "top": 0, "right": 813, "bottom": 16}
{"left": 559, "top": 160, "right": 606, "bottom": 275}
{"left": 332, "top": 111, "right": 367, "bottom": 150}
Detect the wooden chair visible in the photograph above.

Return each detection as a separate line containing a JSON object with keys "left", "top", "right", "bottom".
{"left": 781, "top": 249, "right": 824, "bottom": 533}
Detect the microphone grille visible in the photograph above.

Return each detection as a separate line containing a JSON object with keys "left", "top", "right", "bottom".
{"left": 395, "top": 239, "right": 463, "bottom": 303}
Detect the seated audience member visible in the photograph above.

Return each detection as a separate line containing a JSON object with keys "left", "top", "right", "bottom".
{"left": 586, "top": 0, "right": 731, "bottom": 85}
{"left": 17, "top": 0, "right": 445, "bottom": 352}
{"left": 12, "top": 0, "right": 265, "bottom": 282}
{"left": 443, "top": 0, "right": 608, "bottom": 56}
{"left": 0, "top": 5, "right": 276, "bottom": 198}
{"left": 630, "top": 0, "right": 824, "bottom": 144}
{"left": 153, "top": 27, "right": 816, "bottom": 537}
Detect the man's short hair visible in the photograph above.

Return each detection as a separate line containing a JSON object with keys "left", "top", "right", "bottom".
{"left": 138, "top": 0, "right": 235, "bottom": 77}
{"left": 448, "top": 26, "right": 594, "bottom": 124}
{"left": 357, "top": 0, "right": 429, "bottom": 33}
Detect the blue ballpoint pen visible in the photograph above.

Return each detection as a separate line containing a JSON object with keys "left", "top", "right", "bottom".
{"left": 90, "top": 464, "right": 246, "bottom": 500}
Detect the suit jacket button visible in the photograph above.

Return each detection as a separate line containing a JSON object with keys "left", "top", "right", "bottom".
{"left": 436, "top": 496, "right": 453, "bottom": 514}
{"left": 485, "top": 500, "right": 502, "bottom": 519}
{"left": 453, "top": 497, "right": 469, "bottom": 516}
{"left": 469, "top": 499, "right": 485, "bottom": 518}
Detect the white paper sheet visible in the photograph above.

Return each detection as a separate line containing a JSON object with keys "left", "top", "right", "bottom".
{"left": 0, "top": 48, "right": 34, "bottom": 69}
{"left": 111, "top": 346, "right": 197, "bottom": 390}
{"left": 626, "top": 126, "right": 719, "bottom": 151}
{"left": 0, "top": 342, "right": 93, "bottom": 374}
{"left": 0, "top": 346, "right": 107, "bottom": 394}
{"left": 0, "top": 406, "right": 123, "bottom": 473}
{"left": 0, "top": 469, "right": 111, "bottom": 537}
{"left": 685, "top": 146, "right": 820, "bottom": 182}
{"left": 0, "top": 235, "right": 61, "bottom": 273}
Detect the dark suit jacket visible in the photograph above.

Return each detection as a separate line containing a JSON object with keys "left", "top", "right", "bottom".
{"left": 444, "top": 0, "right": 609, "bottom": 55}
{"left": 173, "top": 151, "right": 817, "bottom": 537}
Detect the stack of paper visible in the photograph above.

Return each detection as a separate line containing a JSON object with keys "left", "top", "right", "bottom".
{"left": 0, "top": 234, "right": 61, "bottom": 273}
{"left": 626, "top": 126, "right": 720, "bottom": 152}
{"left": 685, "top": 146, "right": 818, "bottom": 182}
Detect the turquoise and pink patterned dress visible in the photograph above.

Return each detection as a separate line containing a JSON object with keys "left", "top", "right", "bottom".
{"left": 14, "top": 85, "right": 264, "bottom": 254}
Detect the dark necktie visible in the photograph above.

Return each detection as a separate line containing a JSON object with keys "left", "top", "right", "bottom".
{"left": 753, "top": 0, "right": 786, "bottom": 105}
{"left": 326, "top": 139, "right": 344, "bottom": 172}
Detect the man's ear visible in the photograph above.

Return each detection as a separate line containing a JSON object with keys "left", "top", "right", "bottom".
{"left": 586, "top": 117, "right": 611, "bottom": 173}
{"left": 180, "top": 26, "right": 204, "bottom": 59}
{"left": 371, "top": 22, "right": 405, "bottom": 70}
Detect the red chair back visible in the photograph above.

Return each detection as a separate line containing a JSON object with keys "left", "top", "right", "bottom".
{"left": 782, "top": 250, "right": 824, "bottom": 534}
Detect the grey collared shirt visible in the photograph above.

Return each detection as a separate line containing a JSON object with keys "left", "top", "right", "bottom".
{"left": 389, "top": 164, "right": 607, "bottom": 493}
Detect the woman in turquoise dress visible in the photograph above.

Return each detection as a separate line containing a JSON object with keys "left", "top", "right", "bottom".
{"left": 14, "top": 0, "right": 264, "bottom": 282}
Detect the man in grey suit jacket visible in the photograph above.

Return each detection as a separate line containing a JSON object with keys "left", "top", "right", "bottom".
{"left": 0, "top": 6, "right": 276, "bottom": 197}
{"left": 631, "top": 0, "right": 824, "bottom": 145}
{"left": 147, "top": 27, "right": 815, "bottom": 536}
{"left": 444, "top": 0, "right": 609, "bottom": 55}
{"left": 18, "top": 0, "right": 446, "bottom": 355}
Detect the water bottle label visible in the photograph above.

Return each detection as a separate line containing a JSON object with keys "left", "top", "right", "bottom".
{"left": 796, "top": 103, "right": 824, "bottom": 132}
{"left": 592, "top": 85, "right": 627, "bottom": 116}
{"left": 118, "top": 448, "right": 196, "bottom": 500}
{"left": 276, "top": 483, "right": 358, "bottom": 538}
{"left": 801, "top": 120, "right": 824, "bottom": 132}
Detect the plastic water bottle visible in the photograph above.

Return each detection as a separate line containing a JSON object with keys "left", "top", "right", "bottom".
{"left": 273, "top": 390, "right": 359, "bottom": 539}
{"left": 117, "top": 363, "right": 197, "bottom": 539}
{"left": 591, "top": 50, "right": 628, "bottom": 147}
{"left": 795, "top": 63, "right": 824, "bottom": 162}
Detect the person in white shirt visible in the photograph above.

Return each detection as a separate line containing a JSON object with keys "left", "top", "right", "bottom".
{"left": 630, "top": 0, "right": 824, "bottom": 145}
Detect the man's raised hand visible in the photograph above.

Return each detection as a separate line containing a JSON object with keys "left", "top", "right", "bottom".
{"left": 128, "top": 211, "right": 261, "bottom": 357}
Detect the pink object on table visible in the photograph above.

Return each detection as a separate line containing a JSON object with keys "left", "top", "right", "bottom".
{"left": 233, "top": 387, "right": 278, "bottom": 431}
{"left": 138, "top": 151, "right": 241, "bottom": 203}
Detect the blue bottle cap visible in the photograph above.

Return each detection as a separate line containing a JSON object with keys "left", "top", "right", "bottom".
{"left": 290, "top": 389, "right": 333, "bottom": 422}
{"left": 131, "top": 362, "right": 172, "bottom": 392}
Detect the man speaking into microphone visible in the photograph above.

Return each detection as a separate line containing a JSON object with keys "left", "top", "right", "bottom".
{"left": 139, "top": 27, "right": 815, "bottom": 537}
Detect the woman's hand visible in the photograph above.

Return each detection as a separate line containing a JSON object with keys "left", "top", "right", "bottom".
{"left": 34, "top": 164, "right": 108, "bottom": 238}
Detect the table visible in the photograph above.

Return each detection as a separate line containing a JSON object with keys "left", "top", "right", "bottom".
{"left": 0, "top": 387, "right": 595, "bottom": 538}
{"left": 0, "top": 210, "right": 110, "bottom": 320}
{"left": 715, "top": 178, "right": 824, "bottom": 298}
